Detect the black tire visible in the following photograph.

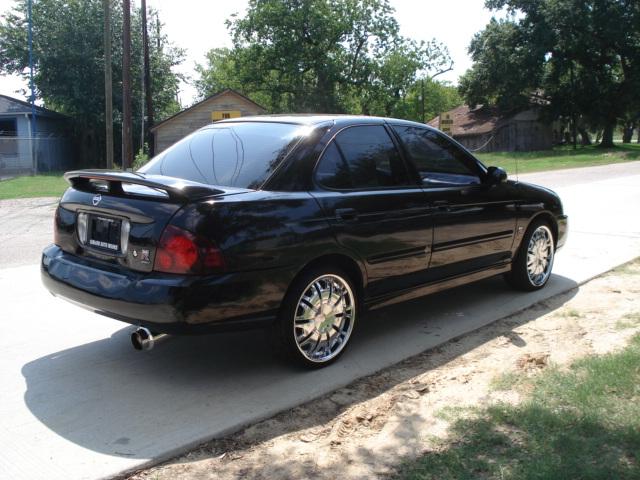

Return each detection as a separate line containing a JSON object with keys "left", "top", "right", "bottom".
{"left": 272, "top": 266, "right": 357, "bottom": 368}
{"left": 504, "top": 219, "right": 555, "bottom": 291}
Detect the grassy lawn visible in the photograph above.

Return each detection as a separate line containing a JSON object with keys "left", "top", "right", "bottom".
{"left": 397, "top": 334, "right": 640, "bottom": 480}
{"left": 0, "top": 173, "right": 68, "bottom": 200}
{"left": 477, "top": 143, "right": 640, "bottom": 174}
{"left": 0, "top": 144, "right": 638, "bottom": 200}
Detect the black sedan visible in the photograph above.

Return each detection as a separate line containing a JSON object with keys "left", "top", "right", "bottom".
{"left": 42, "top": 115, "right": 567, "bottom": 367}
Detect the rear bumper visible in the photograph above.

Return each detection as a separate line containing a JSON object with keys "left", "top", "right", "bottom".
{"left": 556, "top": 214, "right": 568, "bottom": 250}
{"left": 41, "top": 245, "right": 282, "bottom": 334}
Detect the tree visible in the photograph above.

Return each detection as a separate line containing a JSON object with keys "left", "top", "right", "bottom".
{"left": 400, "top": 78, "right": 462, "bottom": 124}
{"left": 0, "top": 0, "right": 184, "bottom": 166}
{"left": 195, "top": 0, "right": 456, "bottom": 118}
{"left": 357, "top": 39, "right": 454, "bottom": 117}
{"left": 459, "top": 0, "right": 640, "bottom": 148}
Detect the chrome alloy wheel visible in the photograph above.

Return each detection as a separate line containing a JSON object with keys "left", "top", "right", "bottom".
{"left": 293, "top": 274, "right": 355, "bottom": 363}
{"left": 526, "top": 225, "right": 554, "bottom": 287}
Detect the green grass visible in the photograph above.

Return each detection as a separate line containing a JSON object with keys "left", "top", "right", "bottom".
{"left": 0, "top": 144, "right": 638, "bottom": 200}
{"left": 612, "top": 260, "right": 640, "bottom": 275}
{"left": 560, "top": 308, "right": 583, "bottom": 318}
{"left": 616, "top": 312, "right": 640, "bottom": 331}
{"left": 0, "top": 173, "right": 67, "bottom": 200}
{"left": 397, "top": 335, "right": 640, "bottom": 480}
{"left": 489, "top": 371, "right": 522, "bottom": 392}
{"left": 477, "top": 143, "right": 640, "bottom": 174}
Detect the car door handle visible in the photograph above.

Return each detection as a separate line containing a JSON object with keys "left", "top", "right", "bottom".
{"left": 335, "top": 208, "right": 358, "bottom": 222}
{"left": 432, "top": 200, "right": 450, "bottom": 211}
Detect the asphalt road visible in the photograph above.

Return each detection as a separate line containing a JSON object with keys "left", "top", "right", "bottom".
{"left": 1, "top": 161, "right": 639, "bottom": 480}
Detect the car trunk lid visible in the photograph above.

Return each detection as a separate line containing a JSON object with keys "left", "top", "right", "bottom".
{"left": 56, "top": 170, "right": 250, "bottom": 272}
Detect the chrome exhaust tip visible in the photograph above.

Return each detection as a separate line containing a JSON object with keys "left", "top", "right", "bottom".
{"left": 131, "top": 327, "right": 166, "bottom": 351}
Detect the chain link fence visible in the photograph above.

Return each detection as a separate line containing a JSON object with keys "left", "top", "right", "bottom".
{"left": 0, "top": 136, "right": 72, "bottom": 177}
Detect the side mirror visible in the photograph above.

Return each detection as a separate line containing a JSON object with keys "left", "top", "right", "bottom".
{"left": 486, "top": 166, "right": 508, "bottom": 185}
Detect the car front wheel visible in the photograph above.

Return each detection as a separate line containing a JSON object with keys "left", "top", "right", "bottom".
{"left": 273, "top": 268, "right": 357, "bottom": 368}
{"left": 505, "top": 220, "right": 555, "bottom": 291}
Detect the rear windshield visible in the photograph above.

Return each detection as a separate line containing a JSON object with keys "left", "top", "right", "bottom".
{"left": 139, "top": 122, "right": 306, "bottom": 189}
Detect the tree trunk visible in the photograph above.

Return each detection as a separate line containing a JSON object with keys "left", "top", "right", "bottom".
{"left": 578, "top": 127, "right": 591, "bottom": 145}
{"left": 599, "top": 122, "right": 615, "bottom": 148}
{"left": 622, "top": 124, "right": 633, "bottom": 143}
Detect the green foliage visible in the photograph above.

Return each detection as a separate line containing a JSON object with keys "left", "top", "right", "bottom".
{"left": 133, "top": 143, "right": 150, "bottom": 170}
{"left": 195, "top": 0, "right": 459, "bottom": 119}
{"left": 397, "top": 79, "right": 462, "bottom": 123}
{"left": 460, "top": 0, "right": 640, "bottom": 147}
{"left": 0, "top": 0, "right": 184, "bottom": 167}
{"left": 459, "top": 18, "right": 540, "bottom": 112}
{"left": 397, "top": 335, "right": 640, "bottom": 480}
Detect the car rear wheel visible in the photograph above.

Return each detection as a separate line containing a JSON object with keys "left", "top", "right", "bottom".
{"left": 505, "top": 220, "right": 555, "bottom": 291}
{"left": 273, "top": 267, "right": 357, "bottom": 368}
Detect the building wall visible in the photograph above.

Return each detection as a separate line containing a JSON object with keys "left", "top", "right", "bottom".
{"left": 454, "top": 119, "right": 553, "bottom": 153}
{"left": 153, "top": 92, "right": 265, "bottom": 153}
{"left": 16, "top": 115, "right": 32, "bottom": 167}
{"left": 0, "top": 114, "right": 72, "bottom": 175}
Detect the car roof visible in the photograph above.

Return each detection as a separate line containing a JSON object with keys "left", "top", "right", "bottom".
{"left": 212, "top": 114, "right": 431, "bottom": 129}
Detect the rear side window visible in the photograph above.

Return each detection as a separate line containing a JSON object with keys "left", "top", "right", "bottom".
{"left": 139, "top": 122, "right": 305, "bottom": 189}
{"left": 393, "top": 126, "right": 481, "bottom": 186}
{"left": 316, "top": 125, "right": 413, "bottom": 189}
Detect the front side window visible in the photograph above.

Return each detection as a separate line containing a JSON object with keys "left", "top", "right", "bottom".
{"left": 315, "top": 125, "right": 413, "bottom": 189}
{"left": 139, "top": 122, "right": 306, "bottom": 189}
{"left": 393, "top": 126, "right": 482, "bottom": 186}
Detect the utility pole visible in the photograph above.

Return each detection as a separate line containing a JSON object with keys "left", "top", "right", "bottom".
{"left": 421, "top": 78, "right": 425, "bottom": 124}
{"left": 104, "top": 0, "right": 113, "bottom": 169}
{"left": 156, "top": 12, "right": 161, "bottom": 51}
{"left": 141, "top": 0, "right": 154, "bottom": 156}
{"left": 569, "top": 60, "right": 577, "bottom": 150}
{"left": 27, "top": 0, "right": 37, "bottom": 174}
{"left": 122, "top": 0, "right": 133, "bottom": 170}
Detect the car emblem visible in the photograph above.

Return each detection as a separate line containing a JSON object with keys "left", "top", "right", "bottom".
{"left": 92, "top": 194, "right": 102, "bottom": 206}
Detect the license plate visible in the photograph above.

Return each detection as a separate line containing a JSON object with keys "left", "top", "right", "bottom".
{"left": 88, "top": 215, "right": 122, "bottom": 252}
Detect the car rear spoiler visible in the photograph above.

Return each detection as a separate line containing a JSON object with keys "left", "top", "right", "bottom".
{"left": 64, "top": 170, "right": 227, "bottom": 203}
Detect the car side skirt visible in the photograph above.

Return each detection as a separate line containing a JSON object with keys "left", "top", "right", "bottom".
{"left": 366, "top": 261, "right": 512, "bottom": 310}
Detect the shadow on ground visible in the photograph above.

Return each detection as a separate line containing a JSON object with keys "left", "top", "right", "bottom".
{"left": 20, "top": 274, "right": 578, "bottom": 467}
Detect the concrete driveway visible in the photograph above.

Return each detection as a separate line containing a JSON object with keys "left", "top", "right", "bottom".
{"left": 0, "top": 197, "right": 58, "bottom": 268}
{"left": 1, "top": 162, "right": 639, "bottom": 479}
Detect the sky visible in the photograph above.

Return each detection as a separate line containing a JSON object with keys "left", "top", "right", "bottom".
{"left": 0, "top": 0, "right": 501, "bottom": 106}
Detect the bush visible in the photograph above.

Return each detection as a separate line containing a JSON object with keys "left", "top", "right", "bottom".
{"left": 133, "top": 144, "right": 150, "bottom": 170}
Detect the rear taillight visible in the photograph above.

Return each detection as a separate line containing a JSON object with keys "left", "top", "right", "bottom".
{"left": 53, "top": 208, "right": 61, "bottom": 246}
{"left": 154, "top": 225, "right": 225, "bottom": 275}
{"left": 77, "top": 212, "right": 89, "bottom": 245}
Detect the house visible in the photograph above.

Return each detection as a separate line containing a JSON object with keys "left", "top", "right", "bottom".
{"left": 151, "top": 89, "right": 267, "bottom": 154}
{"left": 0, "top": 94, "right": 72, "bottom": 176}
{"left": 428, "top": 105, "right": 554, "bottom": 152}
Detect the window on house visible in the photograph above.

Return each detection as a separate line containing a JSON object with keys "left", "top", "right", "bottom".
{"left": 0, "top": 119, "right": 17, "bottom": 137}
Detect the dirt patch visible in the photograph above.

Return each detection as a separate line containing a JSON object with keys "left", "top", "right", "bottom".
{"left": 128, "top": 259, "right": 640, "bottom": 480}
